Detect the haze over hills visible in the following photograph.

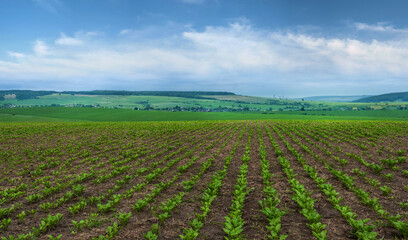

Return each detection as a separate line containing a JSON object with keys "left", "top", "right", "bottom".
{"left": 354, "top": 92, "right": 408, "bottom": 103}
{"left": 299, "top": 95, "right": 372, "bottom": 102}
{"left": 301, "top": 91, "right": 408, "bottom": 103}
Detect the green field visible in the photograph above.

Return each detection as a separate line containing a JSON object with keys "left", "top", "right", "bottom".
{"left": 0, "top": 107, "right": 407, "bottom": 122}
{"left": 2, "top": 94, "right": 292, "bottom": 110}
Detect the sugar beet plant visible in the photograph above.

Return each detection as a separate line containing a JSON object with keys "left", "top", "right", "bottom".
{"left": 223, "top": 125, "right": 253, "bottom": 240}
{"left": 270, "top": 124, "right": 378, "bottom": 240}
{"left": 265, "top": 124, "right": 328, "bottom": 240}
{"left": 179, "top": 124, "right": 248, "bottom": 239}
{"left": 257, "top": 123, "right": 287, "bottom": 240}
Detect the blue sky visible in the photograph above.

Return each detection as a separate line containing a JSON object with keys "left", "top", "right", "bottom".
{"left": 1, "top": 0, "right": 408, "bottom": 97}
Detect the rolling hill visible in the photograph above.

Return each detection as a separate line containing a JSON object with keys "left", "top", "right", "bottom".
{"left": 0, "top": 90, "right": 329, "bottom": 111}
{"left": 354, "top": 92, "right": 408, "bottom": 102}
{"left": 1, "top": 90, "right": 407, "bottom": 113}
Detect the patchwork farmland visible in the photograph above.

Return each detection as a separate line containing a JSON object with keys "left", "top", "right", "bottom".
{"left": 1, "top": 120, "right": 408, "bottom": 239}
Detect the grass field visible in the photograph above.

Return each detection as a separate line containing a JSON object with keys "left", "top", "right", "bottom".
{"left": 1, "top": 120, "right": 408, "bottom": 239}
{"left": 0, "top": 107, "right": 408, "bottom": 122}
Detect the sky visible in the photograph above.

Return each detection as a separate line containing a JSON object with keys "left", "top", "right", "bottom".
{"left": 1, "top": 0, "right": 408, "bottom": 97}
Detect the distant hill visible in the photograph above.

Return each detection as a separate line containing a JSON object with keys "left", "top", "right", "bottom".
{"left": 0, "top": 89, "right": 337, "bottom": 112}
{"left": 1, "top": 89, "right": 407, "bottom": 112}
{"left": 0, "top": 90, "right": 235, "bottom": 100}
{"left": 300, "top": 95, "right": 372, "bottom": 102}
{"left": 354, "top": 92, "right": 408, "bottom": 102}
{"left": 0, "top": 90, "right": 56, "bottom": 100}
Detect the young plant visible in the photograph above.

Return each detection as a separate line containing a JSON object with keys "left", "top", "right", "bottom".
{"left": 116, "top": 212, "right": 132, "bottom": 226}
{"left": 0, "top": 218, "right": 12, "bottom": 232}
{"left": 383, "top": 173, "right": 393, "bottom": 181}
{"left": 17, "top": 211, "right": 26, "bottom": 223}
{"left": 379, "top": 186, "right": 392, "bottom": 196}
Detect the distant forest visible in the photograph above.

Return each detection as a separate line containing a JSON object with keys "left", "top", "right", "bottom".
{"left": 0, "top": 90, "right": 235, "bottom": 100}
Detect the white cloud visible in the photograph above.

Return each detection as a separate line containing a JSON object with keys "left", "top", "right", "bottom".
{"left": 2, "top": 23, "right": 408, "bottom": 96}
{"left": 55, "top": 31, "right": 100, "bottom": 46}
{"left": 7, "top": 51, "right": 25, "bottom": 58}
{"left": 77, "top": 31, "right": 100, "bottom": 37}
{"left": 119, "top": 29, "right": 131, "bottom": 35}
{"left": 55, "top": 33, "right": 83, "bottom": 46}
{"left": 355, "top": 22, "right": 408, "bottom": 33}
{"left": 33, "top": 40, "right": 49, "bottom": 55}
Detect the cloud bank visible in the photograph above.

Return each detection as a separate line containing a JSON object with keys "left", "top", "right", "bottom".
{"left": 1, "top": 22, "right": 408, "bottom": 97}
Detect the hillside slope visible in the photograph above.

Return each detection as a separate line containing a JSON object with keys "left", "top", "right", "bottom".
{"left": 354, "top": 92, "right": 408, "bottom": 102}
{"left": 0, "top": 90, "right": 330, "bottom": 111}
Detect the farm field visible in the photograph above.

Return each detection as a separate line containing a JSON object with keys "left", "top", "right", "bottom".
{"left": 2, "top": 93, "right": 312, "bottom": 111}
{"left": 1, "top": 120, "right": 408, "bottom": 239}
{"left": 1, "top": 107, "right": 408, "bottom": 122}
{"left": 0, "top": 93, "right": 355, "bottom": 111}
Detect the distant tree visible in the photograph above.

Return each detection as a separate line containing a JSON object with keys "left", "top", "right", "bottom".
{"left": 144, "top": 104, "right": 152, "bottom": 110}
